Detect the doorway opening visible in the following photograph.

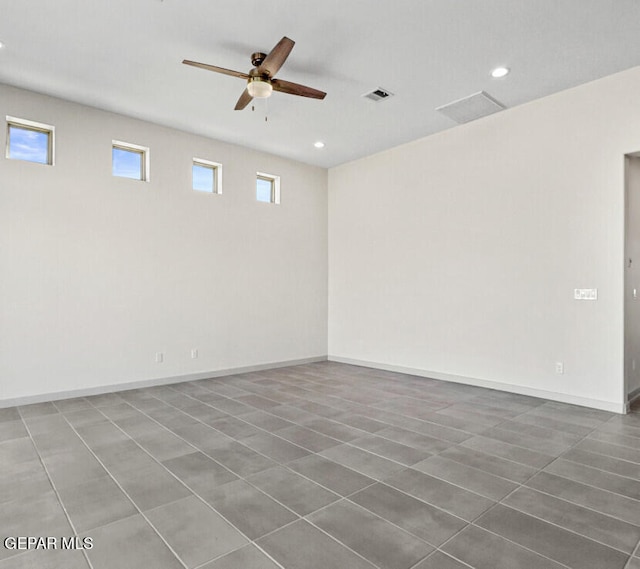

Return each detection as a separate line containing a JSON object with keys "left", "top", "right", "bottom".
{"left": 624, "top": 153, "right": 640, "bottom": 409}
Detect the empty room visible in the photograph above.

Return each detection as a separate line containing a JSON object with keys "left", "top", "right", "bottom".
{"left": 2, "top": 1, "right": 640, "bottom": 568}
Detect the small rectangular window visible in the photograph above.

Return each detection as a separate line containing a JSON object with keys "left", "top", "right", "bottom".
{"left": 256, "top": 172, "right": 280, "bottom": 204}
{"left": 192, "top": 158, "right": 222, "bottom": 194}
{"left": 112, "top": 140, "right": 149, "bottom": 181}
{"left": 6, "top": 116, "right": 54, "bottom": 165}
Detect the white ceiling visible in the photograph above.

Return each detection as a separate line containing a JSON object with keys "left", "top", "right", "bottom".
{"left": 2, "top": 0, "right": 640, "bottom": 168}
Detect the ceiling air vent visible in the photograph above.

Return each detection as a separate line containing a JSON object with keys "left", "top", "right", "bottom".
{"left": 436, "top": 91, "right": 505, "bottom": 124}
{"left": 363, "top": 88, "right": 394, "bottom": 102}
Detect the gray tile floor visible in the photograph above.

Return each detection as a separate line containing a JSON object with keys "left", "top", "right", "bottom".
{"left": 1, "top": 361, "right": 640, "bottom": 569}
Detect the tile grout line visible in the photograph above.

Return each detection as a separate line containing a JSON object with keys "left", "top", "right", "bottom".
{"left": 155, "top": 377, "right": 535, "bottom": 495}
{"left": 85, "top": 390, "right": 474, "bottom": 569}
{"left": 81, "top": 391, "right": 400, "bottom": 569}
{"left": 627, "top": 542, "right": 640, "bottom": 569}
{"left": 285, "top": 369, "right": 640, "bottom": 566}
{"left": 50, "top": 410, "right": 193, "bottom": 569}
{"left": 459, "top": 522, "right": 575, "bottom": 569}
{"left": 63, "top": 397, "right": 334, "bottom": 569}
{"left": 77, "top": 408, "right": 301, "bottom": 562}
{"left": 558, "top": 451, "right": 640, "bottom": 481}
{"left": 117, "top": 388, "right": 381, "bottom": 504}
{"left": 441, "top": 399, "right": 640, "bottom": 564}
{"left": 190, "top": 541, "right": 287, "bottom": 569}
{"left": 193, "top": 371, "right": 607, "bottom": 568}
{"left": 425, "top": 494, "right": 573, "bottom": 569}
{"left": 407, "top": 549, "right": 476, "bottom": 569}
{"left": 529, "top": 463, "right": 640, "bottom": 508}
{"left": 17, "top": 409, "right": 96, "bottom": 569}
{"left": 186, "top": 372, "right": 496, "bottom": 445}
{"left": 463, "top": 412, "right": 640, "bottom": 558}
{"left": 481, "top": 499, "right": 637, "bottom": 557}
{"left": 123, "top": 385, "right": 522, "bottom": 536}
{"left": 129, "top": 383, "right": 462, "bottom": 508}
{"left": 300, "top": 489, "right": 443, "bottom": 550}
{"left": 498, "top": 488, "right": 640, "bottom": 556}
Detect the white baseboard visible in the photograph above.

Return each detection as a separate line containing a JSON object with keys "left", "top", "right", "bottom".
{"left": 0, "top": 355, "right": 328, "bottom": 409}
{"left": 329, "top": 355, "right": 627, "bottom": 414}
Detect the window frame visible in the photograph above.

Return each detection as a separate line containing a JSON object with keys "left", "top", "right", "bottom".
{"left": 192, "top": 157, "right": 222, "bottom": 194}
{"left": 256, "top": 172, "right": 281, "bottom": 204}
{"left": 6, "top": 116, "right": 55, "bottom": 165}
{"left": 112, "top": 140, "right": 150, "bottom": 182}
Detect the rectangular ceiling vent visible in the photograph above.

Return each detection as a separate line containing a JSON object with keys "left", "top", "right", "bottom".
{"left": 436, "top": 91, "right": 505, "bottom": 124}
{"left": 363, "top": 88, "right": 394, "bottom": 102}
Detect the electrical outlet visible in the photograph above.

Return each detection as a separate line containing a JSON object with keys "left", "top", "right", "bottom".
{"left": 574, "top": 288, "right": 598, "bottom": 300}
{"left": 191, "top": 349, "right": 198, "bottom": 359}
{"left": 155, "top": 352, "right": 163, "bottom": 363}
{"left": 555, "top": 362, "right": 564, "bottom": 374}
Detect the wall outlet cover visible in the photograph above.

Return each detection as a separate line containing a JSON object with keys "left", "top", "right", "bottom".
{"left": 574, "top": 288, "right": 598, "bottom": 300}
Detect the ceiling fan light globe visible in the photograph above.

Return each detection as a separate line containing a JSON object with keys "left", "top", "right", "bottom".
{"left": 247, "top": 78, "right": 273, "bottom": 98}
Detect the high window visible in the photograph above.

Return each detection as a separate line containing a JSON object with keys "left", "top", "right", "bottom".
{"left": 193, "top": 158, "right": 222, "bottom": 194}
{"left": 112, "top": 141, "right": 149, "bottom": 181}
{"left": 256, "top": 172, "right": 280, "bottom": 204}
{"left": 6, "top": 116, "right": 54, "bottom": 165}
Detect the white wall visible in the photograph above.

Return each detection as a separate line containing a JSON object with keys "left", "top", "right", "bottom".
{"left": 0, "top": 83, "right": 328, "bottom": 403}
{"left": 329, "top": 66, "right": 640, "bottom": 413}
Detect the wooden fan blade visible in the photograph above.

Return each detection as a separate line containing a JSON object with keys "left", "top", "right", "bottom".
{"left": 271, "top": 79, "right": 326, "bottom": 100}
{"left": 234, "top": 88, "right": 253, "bottom": 110}
{"left": 258, "top": 37, "right": 295, "bottom": 77}
{"left": 182, "top": 60, "right": 250, "bottom": 80}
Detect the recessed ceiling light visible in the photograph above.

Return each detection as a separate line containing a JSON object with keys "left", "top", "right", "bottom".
{"left": 0, "top": 41, "right": 5, "bottom": 49}
{"left": 491, "top": 67, "right": 510, "bottom": 78}
{"left": 314, "top": 141, "right": 325, "bottom": 149}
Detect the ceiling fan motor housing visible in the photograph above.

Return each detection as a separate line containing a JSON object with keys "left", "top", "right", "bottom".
{"left": 251, "top": 52, "right": 267, "bottom": 68}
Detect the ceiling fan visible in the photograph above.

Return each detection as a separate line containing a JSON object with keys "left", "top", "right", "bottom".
{"left": 183, "top": 36, "right": 327, "bottom": 110}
